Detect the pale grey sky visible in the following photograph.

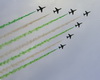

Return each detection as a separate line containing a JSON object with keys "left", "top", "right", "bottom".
{"left": 0, "top": 0, "right": 100, "bottom": 80}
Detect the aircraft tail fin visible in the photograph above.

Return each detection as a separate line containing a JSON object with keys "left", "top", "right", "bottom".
{"left": 75, "top": 25, "right": 77, "bottom": 27}
{"left": 53, "top": 10, "right": 56, "bottom": 13}
{"left": 58, "top": 46, "right": 61, "bottom": 49}
{"left": 83, "top": 13, "right": 85, "bottom": 16}
{"left": 37, "top": 9, "right": 39, "bottom": 12}
{"left": 69, "top": 12, "right": 71, "bottom": 14}
{"left": 66, "top": 36, "right": 69, "bottom": 38}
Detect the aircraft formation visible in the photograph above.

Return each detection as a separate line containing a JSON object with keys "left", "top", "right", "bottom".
{"left": 0, "top": 4, "right": 92, "bottom": 79}
{"left": 37, "top": 6, "right": 91, "bottom": 16}
{"left": 37, "top": 6, "right": 91, "bottom": 49}
{"left": 58, "top": 33, "right": 74, "bottom": 49}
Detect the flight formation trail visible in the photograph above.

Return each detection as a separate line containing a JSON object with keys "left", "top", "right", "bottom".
{"left": 0, "top": 11, "right": 36, "bottom": 29}
{"left": 0, "top": 40, "right": 61, "bottom": 74}
{"left": 0, "top": 26, "right": 74, "bottom": 66}
{"left": 0, "top": 13, "right": 68, "bottom": 49}
{"left": 0, "top": 17, "right": 79, "bottom": 59}
{"left": 0, "top": 14, "right": 49, "bottom": 39}
{"left": 0, "top": 48, "right": 58, "bottom": 79}
{"left": 0, "top": 5, "right": 90, "bottom": 79}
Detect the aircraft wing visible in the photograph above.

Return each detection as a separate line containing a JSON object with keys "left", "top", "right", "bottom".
{"left": 55, "top": 7, "right": 57, "bottom": 9}
{"left": 72, "top": 12, "right": 74, "bottom": 15}
{"left": 38, "top": 6, "right": 41, "bottom": 8}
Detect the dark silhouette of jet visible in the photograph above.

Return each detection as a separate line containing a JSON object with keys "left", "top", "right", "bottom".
{"left": 83, "top": 11, "right": 91, "bottom": 16}
{"left": 53, "top": 7, "right": 62, "bottom": 14}
{"left": 37, "top": 6, "right": 46, "bottom": 12}
{"left": 75, "top": 22, "right": 82, "bottom": 27}
{"left": 69, "top": 9, "right": 77, "bottom": 15}
{"left": 58, "top": 44, "right": 66, "bottom": 49}
{"left": 66, "top": 34, "right": 74, "bottom": 39}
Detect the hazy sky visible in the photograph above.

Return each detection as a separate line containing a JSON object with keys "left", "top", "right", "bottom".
{"left": 0, "top": 0, "right": 100, "bottom": 80}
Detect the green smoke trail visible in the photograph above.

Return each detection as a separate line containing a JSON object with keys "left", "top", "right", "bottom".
{"left": 0, "top": 14, "right": 49, "bottom": 40}
{"left": 0, "top": 48, "right": 58, "bottom": 79}
{"left": 0, "top": 16, "right": 79, "bottom": 59}
{"left": 0, "top": 13, "right": 68, "bottom": 49}
{"left": 0, "top": 11, "right": 36, "bottom": 29}
{"left": 0, "top": 41, "right": 61, "bottom": 74}
{"left": 0, "top": 26, "right": 74, "bottom": 66}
